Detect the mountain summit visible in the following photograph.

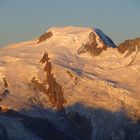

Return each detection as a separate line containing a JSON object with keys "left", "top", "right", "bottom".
{"left": 37, "top": 26, "right": 117, "bottom": 56}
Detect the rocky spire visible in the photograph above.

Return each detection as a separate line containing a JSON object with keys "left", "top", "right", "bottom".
{"left": 39, "top": 51, "right": 50, "bottom": 64}
{"left": 31, "top": 52, "right": 66, "bottom": 109}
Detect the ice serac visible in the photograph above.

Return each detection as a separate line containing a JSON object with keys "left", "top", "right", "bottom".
{"left": 0, "top": 26, "right": 140, "bottom": 139}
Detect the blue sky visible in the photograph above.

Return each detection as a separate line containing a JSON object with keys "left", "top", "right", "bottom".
{"left": 0, "top": 0, "right": 140, "bottom": 47}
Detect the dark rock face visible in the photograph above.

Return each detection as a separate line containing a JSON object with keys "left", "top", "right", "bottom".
{"left": 77, "top": 32, "right": 107, "bottom": 56}
{"left": 117, "top": 38, "right": 140, "bottom": 66}
{"left": 118, "top": 38, "right": 140, "bottom": 55}
{"left": 77, "top": 29, "right": 117, "bottom": 56}
{"left": 37, "top": 31, "right": 53, "bottom": 44}
{"left": 0, "top": 77, "right": 10, "bottom": 102}
{"left": 30, "top": 52, "right": 66, "bottom": 109}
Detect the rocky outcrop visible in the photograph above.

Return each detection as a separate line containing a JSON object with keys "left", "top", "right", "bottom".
{"left": 0, "top": 77, "right": 9, "bottom": 102}
{"left": 37, "top": 31, "right": 53, "bottom": 44}
{"left": 118, "top": 38, "right": 140, "bottom": 55}
{"left": 77, "top": 32, "right": 111, "bottom": 56}
{"left": 30, "top": 52, "right": 66, "bottom": 109}
{"left": 117, "top": 38, "right": 140, "bottom": 66}
{"left": 77, "top": 28, "right": 116, "bottom": 56}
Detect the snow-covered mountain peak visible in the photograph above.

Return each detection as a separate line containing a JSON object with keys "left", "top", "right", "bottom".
{"left": 37, "top": 26, "right": 116, "bottom": 57}
{"left": 38, "top": 26, "right": 92, "bottom": 48}
{"left": 0, "top": 26, "right": 140, "bottom": 139}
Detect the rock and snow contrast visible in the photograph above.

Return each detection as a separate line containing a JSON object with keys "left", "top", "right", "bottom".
{"left": 0, "top": 26, "right": 140, "bottom": 140}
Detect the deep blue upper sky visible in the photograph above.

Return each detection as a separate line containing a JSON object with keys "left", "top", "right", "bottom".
{"left": 0, "top": 0, "right": 140, "bottom": 47}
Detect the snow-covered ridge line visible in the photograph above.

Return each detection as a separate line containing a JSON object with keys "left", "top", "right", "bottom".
{"left": 37, "top": 26, "right": 117, "bottom": 49}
